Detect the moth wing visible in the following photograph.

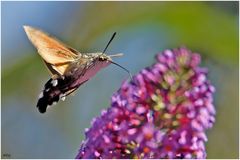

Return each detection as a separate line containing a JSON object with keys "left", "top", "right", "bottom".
{"left": 43, "top": 60, "right": 63, "bottom": 77}
{"left": 43, "top": 60, "right": 74, "bottom": 77}
{"left": 24, "top": 25, "right": 79, "bottom": 75}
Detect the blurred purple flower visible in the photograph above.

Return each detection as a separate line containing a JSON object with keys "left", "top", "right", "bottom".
{"left": 76, "top": 47, "right": 216, "bottom": 159}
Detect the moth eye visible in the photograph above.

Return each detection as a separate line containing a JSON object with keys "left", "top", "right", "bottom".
{"left": 99, "top": 56, "right": 107, "bottom": 61}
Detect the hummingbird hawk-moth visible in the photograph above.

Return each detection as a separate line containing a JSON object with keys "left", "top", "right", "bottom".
{"left": 24, "top": 25, "right": 131, "bottom": 113}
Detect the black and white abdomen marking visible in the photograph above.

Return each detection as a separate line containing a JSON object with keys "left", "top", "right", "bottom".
{"left": 37, "top": 77, "right": 71, "bottom": 113}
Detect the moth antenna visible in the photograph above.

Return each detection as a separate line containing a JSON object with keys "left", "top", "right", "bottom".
{"left": 109, "top": 60, "right": 133, "bottom": 80}
{"left": 103, "top": 32, "right": 116, "bottom": 53}
{"left": 102, "top": 33, "right": 131, "bottom": 80}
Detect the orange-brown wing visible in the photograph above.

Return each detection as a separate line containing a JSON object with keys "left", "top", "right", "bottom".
{"left": 43, "top": 60, "right": 70, "bottom": 78}
{"left": 24, "top": 25, "right": 79, "bottom": 75}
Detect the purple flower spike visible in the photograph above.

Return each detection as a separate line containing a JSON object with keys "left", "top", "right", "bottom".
{"left": 76, "top": 47, "right": 215, "bottom": 159}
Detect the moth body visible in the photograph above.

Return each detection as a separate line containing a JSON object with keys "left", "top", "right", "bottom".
{"left": 67, "top": 53, "right": 112, "bottom": 86}
{"left": 24, "top": 25, "right": 128, "bottom": 113}
{"left": 36, "top": 53, "right": 112, "bottom": 113}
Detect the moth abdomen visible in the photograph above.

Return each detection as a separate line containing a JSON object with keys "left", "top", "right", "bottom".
{"left": 37, "top": 78, "right": 67, "bottom": 113}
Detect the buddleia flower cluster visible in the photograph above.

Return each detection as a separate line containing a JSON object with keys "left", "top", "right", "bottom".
{"left": 76, "top": 47, "right": 216, "bottom": 159}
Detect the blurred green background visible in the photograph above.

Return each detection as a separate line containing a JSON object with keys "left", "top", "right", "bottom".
{"left": 1, "top": 1, "right": 238, "bottom": 159}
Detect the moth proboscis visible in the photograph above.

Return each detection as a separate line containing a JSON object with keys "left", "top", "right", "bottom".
{"left": 24, "top": 25, "right": 132, "bottom": 113}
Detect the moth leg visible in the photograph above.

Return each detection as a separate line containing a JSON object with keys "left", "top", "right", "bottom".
{"left": 64, "top": 88, "right": 78, "bottom": 97}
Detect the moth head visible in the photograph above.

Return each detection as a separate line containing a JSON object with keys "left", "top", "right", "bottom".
{"left": 94, "top": 52, "right": 123, "bottom": 62}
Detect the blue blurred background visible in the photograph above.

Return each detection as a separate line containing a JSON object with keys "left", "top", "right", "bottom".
{"left": 1, "top": 1, "right": 238, "bottom": 158}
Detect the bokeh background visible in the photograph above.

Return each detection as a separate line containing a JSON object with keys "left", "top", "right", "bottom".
{"left": 1, "top": 1, "right": 238, "bottom": 159}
